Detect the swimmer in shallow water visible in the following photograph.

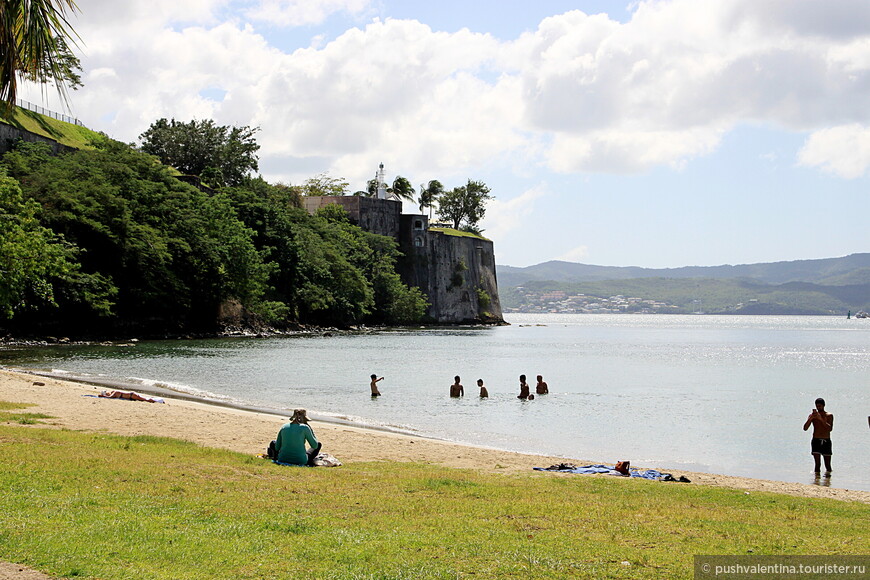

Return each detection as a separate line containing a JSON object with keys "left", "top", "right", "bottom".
{"left": 803, "top": 397, "right": 833, "bottom": 474}
{"left": 517, "top": 375, "right": 530, "bottom": 400}
{"left": 370, "top": 374, "right": 384, "bottom": 397}
{"left": 450, "top": 376, "right": 464, "bottom": 398}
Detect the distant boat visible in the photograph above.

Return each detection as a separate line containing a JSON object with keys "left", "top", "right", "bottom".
{"left": 856, "top": 311, "right": 869, "bottom": 319}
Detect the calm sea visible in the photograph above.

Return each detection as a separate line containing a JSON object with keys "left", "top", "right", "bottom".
{"left": 2, "top": 314, "right": 869, "bottom": 491}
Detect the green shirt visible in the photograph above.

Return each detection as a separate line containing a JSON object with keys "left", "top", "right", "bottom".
{"left": 275, "top": 422, "right": 318, "bottom": 465}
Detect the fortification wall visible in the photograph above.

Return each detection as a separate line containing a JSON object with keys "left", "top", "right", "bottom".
{"left": 0, "top": 123, "right": 74, "bottom": 156}
{"left": 401, "top": 230, "right": 503, "bottom": 324}
{"left": 302, "top": 196, "right": 401, "bottom": 238}
{"left": 304, "top": 196, "right": 504, "bottom": 324}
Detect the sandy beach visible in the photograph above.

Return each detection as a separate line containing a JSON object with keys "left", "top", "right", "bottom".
{"left": 2, "top": 368, "right": 868, "bottom": 504}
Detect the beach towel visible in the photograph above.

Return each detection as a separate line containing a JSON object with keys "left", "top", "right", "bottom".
{"left": 534, "top": 463, "right": 689, "bottom": 482}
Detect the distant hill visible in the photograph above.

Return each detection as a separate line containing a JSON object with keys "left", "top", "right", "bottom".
{"left": 497, "top": 254, "right": 870, "bottom": 287}
{"left": 496, "top": 254, "right": 870, "bottom": 315}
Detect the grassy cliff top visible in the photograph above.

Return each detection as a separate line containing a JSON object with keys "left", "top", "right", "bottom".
{"left": 0, "top": 104, "right": 106, "bottom": 149}
{"left": 429, "top": 226, "right": 490, "bottom": 241}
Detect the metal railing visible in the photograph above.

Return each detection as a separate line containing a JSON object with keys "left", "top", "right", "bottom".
{"left": 14, "top": 98, "right": 82, "bottom": 126}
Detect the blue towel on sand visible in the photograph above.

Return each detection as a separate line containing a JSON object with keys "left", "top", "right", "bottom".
{"left": 533, "top": 464, "right": 672, "bottom": 480}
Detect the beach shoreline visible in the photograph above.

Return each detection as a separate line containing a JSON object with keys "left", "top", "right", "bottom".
{"left": 1, "top": 368, "right": 867, "bottom": 504}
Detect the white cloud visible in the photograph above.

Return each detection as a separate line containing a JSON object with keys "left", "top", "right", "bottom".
{"left": 511, "top": 0, "right": 870, "bottom": 172}
{"left": 798, "top": 124, "right": 870, "bottom": 178}
{"left": 35, "top": 0, "right": 870, "bottom": 185}
{"left": 481, "top": 185, "right": 547, "bottom": 243}
{"left": 555, "top": 245, "right": 589, "bottom": 263}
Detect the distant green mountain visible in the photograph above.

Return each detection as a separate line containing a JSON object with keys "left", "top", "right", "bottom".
{"left": 496, "top": 254, "right": 870, "bottom": 315}
{"left": 497, "top": 253, "right": 870, "bottom": 287}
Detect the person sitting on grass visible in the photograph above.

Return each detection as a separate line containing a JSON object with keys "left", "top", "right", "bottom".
{"left": 268, "top": 409, "right": 321, "bottom": 466}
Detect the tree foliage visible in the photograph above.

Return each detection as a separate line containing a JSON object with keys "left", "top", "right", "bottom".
{"left": 1, "top": 137, "right": 430, "bottom": 335}
{"left": 0, "top": 169, "right": 76, "bottom": 318}
{"left": 390, "top": 176, "right": 415, "bottom": 202}
{"left": 138, "top": 118, "right": 260, "bottom": 187}
{"left": 2, "top": 140, "right": 267, "bottom": 334}
{"left": 358, "top": 174, "right": 416, "bottom": 202}
{"left": 437, "top": 179, "right": 493, "bottom": 231}
{"left": 418, "top": 179, "right": 443, "bottom": 216}
{"left": 0, "top": 0, "right": 80, "bottom": 109}
{"left": 21, "top": 35, "right": 81, "bottom": 91}
{"left": 302, "top": 173, "right": 349, "bottom": 197}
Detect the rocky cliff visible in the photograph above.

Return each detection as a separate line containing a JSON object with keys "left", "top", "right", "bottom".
{"left": 398, "top": 220, "right": 503, "bottom": 324}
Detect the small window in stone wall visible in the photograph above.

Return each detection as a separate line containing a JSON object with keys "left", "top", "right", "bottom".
{"left": 414, "top": 236, "right": 423, "bottom": 247}
{"left": 414, "top": 220, "right": 423, "bottom": 230}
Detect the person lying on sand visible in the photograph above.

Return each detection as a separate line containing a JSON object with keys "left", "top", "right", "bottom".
{"left": 99, "top": 390, "right": 164, "bottom": 403}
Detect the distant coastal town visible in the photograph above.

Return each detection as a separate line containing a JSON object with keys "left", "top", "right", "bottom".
{"left": 503, "top": 289, "right": 680, "bottom": 314}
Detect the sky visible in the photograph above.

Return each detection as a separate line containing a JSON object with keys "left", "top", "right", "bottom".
{"left": 20, "top": 0, "right": 870, "bottom": 268}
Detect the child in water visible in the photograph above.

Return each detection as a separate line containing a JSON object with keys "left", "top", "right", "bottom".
{"left": 370, "top": 374, "right": 384, "bottom": 396}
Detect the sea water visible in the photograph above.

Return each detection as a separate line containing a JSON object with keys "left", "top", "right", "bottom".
{"left": 2, "top": 314, "right": 869, "bottom": 491}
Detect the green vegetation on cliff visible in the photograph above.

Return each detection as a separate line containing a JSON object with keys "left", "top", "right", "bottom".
{"left": 0, "top": 136, "right": 427, "bottom": 336}
{"left": 429, "top": 226, "right": 489, "bottom": 240}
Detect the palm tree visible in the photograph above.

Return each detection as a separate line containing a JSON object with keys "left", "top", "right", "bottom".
{"left": 418, "top": 179, "right": 443, "bottom": 218}
{"left": 365, "top": 177, "right": 378, "bottom": 197}
{"left": 390, "top": 176, "right": 415, "bottom": 202}
{"left": 0, "top": 0, "right": 80, "bottom": 111}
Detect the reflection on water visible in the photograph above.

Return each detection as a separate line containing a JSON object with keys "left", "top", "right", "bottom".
{"left": 812, "top": 473, "right": 832, "bottom": 487}
{"left": 2, "top": 314, "right": 869, "bottom": 492}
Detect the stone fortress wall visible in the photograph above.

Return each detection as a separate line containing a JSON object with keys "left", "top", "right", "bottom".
{"left": 0, "top": 123, "right": 75, "bottom": 156}
{"left": 306, "top": 196, "right": 503, "bottom": 324}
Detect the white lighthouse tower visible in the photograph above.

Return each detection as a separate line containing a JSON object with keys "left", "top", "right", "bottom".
{"left": 376, "top": 162, "right": 387, "bottom": 200}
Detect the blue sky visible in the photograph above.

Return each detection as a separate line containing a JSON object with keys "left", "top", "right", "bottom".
{"left": 23, "top": 0, "right": 870, "bottom": 268}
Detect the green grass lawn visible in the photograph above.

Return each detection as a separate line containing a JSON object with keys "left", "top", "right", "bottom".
{"left": 0, "top": 414, "right": 867, "bottom": 579}
{"left": 428, "top": 227, "right": 490, "bottom": 241}
{"left": 0, "top": 106, "right": 106, "bottom": 149}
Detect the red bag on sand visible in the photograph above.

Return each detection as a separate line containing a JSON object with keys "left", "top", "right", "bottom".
{"left": 614, "top": 461, "right": 630, "bottom": 475}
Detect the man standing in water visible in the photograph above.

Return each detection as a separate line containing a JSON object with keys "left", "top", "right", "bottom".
{"left": 370, "top": 374, "right": 384, "bottom": 397}
{"left": 803, "top": 397, "right": 833, "bottom": 474}
{"left": 450, "top": 376, "right": 464, "bottom": 398}
{"left": 535, "top": 375, "right": 549, "bottom": 395}
{"left": 517, "top": 375, "right": 530, "bottom": 400}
